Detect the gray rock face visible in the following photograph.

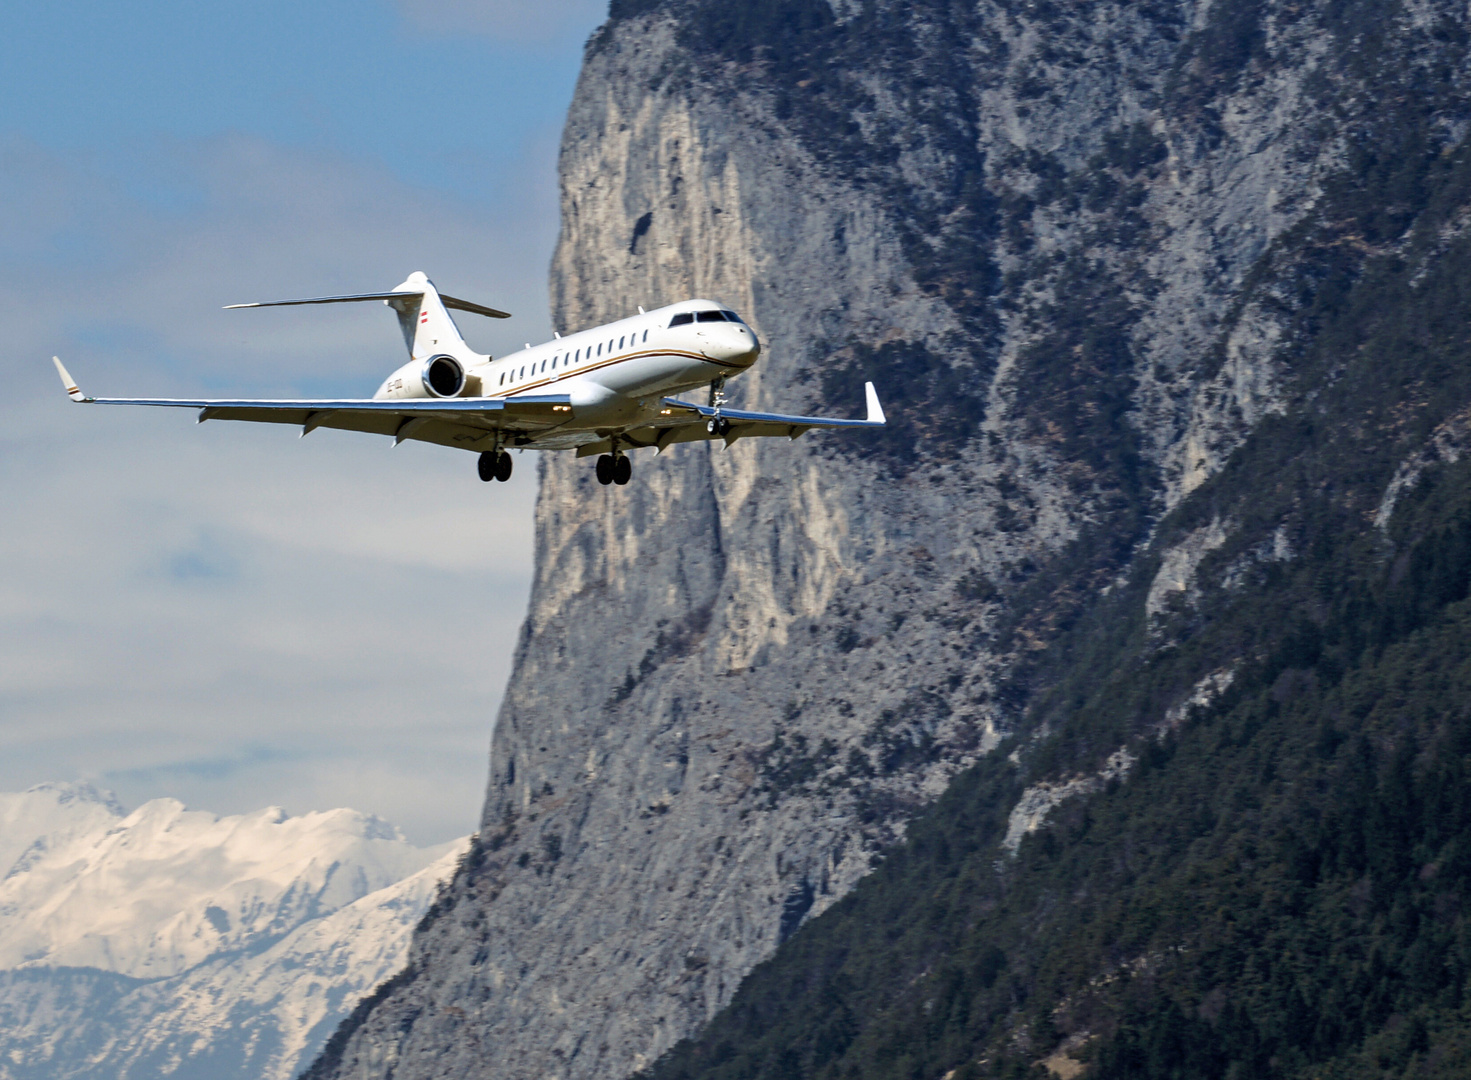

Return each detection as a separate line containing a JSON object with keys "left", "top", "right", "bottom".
{"left": 305, "top": 3, "right": 1462, "bottom": 1078}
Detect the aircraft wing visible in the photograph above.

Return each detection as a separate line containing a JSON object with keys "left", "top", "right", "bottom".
{"left": 575, "top": 382, "right": 886, "bottom": 456}
{"left": 52, "top": 357, "right": 569, "bottom": 452}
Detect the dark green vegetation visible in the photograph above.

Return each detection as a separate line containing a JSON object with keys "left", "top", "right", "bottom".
{"left": 611, "top": 2, "right": 1471, "bottom": 1078}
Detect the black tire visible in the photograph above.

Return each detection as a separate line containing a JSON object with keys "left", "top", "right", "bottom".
{"left": 477, "top": 452, "right": 496, "bottom": 482}
{"left": 717, "top": 417, "right": 731, "bottom": 436}
{"left": 494, "top": 452, "right": 513, "bottom": 482}
{"left": 613, "top": 454, "right": 632, "bottom": 485}
{"left": 706, "top": 418, "right": 718, "bottom": 434}
{"left": 595, "top": 454, "right": 614, "bottom": 485}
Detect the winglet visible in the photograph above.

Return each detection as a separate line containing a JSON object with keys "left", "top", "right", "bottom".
{"left": 52, "top": 357, "right": 89, "bottom": 402}
{"left": 864, "top": 381, "right": 886, "bottom": 425}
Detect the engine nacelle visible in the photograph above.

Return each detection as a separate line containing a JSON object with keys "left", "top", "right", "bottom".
{"left": 376, "top": 354, "right": 466, "bottom": 399}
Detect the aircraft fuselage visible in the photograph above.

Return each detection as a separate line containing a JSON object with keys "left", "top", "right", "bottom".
{"left": 378, "top": 299, "right": 760, "bottom": 433}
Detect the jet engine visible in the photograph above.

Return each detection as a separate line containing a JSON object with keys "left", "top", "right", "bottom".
{"left": 376, "top": 354, "right": 466, "bottom": 399}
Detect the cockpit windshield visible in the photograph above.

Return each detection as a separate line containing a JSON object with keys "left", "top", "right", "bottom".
{"left": 670, "top": 309, "right": 744, "bottom": 327}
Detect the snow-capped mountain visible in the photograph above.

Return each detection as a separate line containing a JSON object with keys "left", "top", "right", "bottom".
{"left": 0, "top": 781, "right": 467, "bottom": 1080}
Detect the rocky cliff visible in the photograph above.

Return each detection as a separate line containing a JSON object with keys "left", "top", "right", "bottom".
{"left": 306, "top": 2, "right": 1471, "bottom": 1078}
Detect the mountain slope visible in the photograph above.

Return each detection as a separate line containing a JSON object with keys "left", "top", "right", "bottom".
{"left": 643, "top": 126, "right": 1471, "bottom": 1075}
{"left": 0, "top": 783, "right": 466, "bottom": 1080}
{"left": 304, "top": 1, "right": 1471, "bottom": 1078}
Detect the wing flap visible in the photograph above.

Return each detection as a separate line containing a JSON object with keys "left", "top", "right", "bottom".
{"left": 658, "top": 381, "right": 886, "bottom": 429}
{"left": 576, "top": 420, "right": 821, "bottom": 457}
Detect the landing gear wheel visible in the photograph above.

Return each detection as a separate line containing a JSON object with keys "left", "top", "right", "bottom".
{"left": 706, "top": 417, "right": 731, "bottom": 436}
{"left": 595, "top": 454, "right": 614, "bottom": 485}
{"left": 613, "top": 454, "right": 632, "bottom": 485}
{"left": 479, "top": 451, "right": 513, "bottom": 482}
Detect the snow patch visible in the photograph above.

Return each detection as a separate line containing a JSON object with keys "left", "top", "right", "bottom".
{"left": 0, "top": 787, "right": 449, "bottom": 978}
{"left": 0, "top": 782, "right": 468, "bottom": 1080}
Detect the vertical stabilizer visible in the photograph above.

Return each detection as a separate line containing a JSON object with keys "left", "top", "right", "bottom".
{"left": 387, "top": 272, "right": 470, "bottom": 361}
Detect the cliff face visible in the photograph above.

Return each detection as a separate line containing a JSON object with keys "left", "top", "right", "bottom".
{"left": 306, "top": 2, "right": 1471, "bottom": 1078}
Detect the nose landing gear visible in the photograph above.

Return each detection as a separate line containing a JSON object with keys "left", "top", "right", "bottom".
{"left": 478, "top": 450, "right": 513, "bottom": 482}
{"left": 706, "top": 377, "right": 730, "bottom": 436}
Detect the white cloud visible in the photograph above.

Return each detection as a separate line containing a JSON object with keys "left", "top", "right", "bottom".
{"left": 0, "top": 134, "right": 557, "bottom": 843}
{"left": 396, "top": 0, "right": 609, "bottom": 43}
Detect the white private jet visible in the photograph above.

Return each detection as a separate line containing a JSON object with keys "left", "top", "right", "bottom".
{"left": 51, "top": 271, "right": 885, "bottom": 486}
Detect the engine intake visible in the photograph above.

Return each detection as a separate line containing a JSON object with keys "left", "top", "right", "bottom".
{"left": 422, "top": 354, "right": 465, "bottom": 398}
{"left": 374, "top": 354, "right": 471, "bottom": 400}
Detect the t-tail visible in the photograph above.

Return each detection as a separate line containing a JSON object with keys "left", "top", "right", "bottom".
{"left": 222, "top": 271, "right": 512, "bottom": 365}
{"left": 387, "top": 272, "right": 470, "bottom": 362}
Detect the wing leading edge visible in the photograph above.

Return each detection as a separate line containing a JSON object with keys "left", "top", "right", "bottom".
{"left": 51, "top": 357, "right": 569, "bottom": 451}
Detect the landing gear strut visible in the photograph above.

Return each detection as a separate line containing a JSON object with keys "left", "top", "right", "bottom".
{"left": 596, "top": 439, "right": 632, "bottom": 486}
{"left": 478, "top": 450, "right": 513, "bottom": 482}
{"left": 706, "top": 377, "right": 730, "bottom": 436}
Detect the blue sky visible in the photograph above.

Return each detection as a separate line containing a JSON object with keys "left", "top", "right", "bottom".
{"left": 0, "top": 0, "right": 608, "bottom": 843}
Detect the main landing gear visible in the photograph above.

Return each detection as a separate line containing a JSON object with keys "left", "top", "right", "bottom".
{"left": 477, "top": 450, "right": 513, "bottom": 482}
{"left": 595, "top": 452, "right": 631, "bottom": 486}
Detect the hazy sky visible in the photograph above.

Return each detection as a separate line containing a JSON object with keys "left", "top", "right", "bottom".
{"left": 0, "top": 0, "right": 609, "bottom": 843}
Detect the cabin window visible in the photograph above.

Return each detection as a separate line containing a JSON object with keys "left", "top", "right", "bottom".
{"left": 721, "top": 310, "right": 741, "bottom": 322}
{"left": 552, "top": 356, "right": 558, "bottom": 370}
{"left": 499, "top": 372, "right": 505, "bottom": 385}
{"left": 669, "top": 312, "right": 693, "bottom": 327}
{"left": 541, "top": 359, "right": 547, "bottom": 373}
{"left": 596, "top": 343, "right": 602, "bottom": 356}
{"left": 519, "top": 366, "right": 525, "bottom": 378}
{"left": 575, "top": 349, "right": 581, "bottom": 362}
{"left": 619, "top": 335, "right": 625, "bottom": 349}
{"left": 643, "top": 329, "right": 649, "bottom": 342}
{"left": 696, "top": 310, "right": 725, "bottom": 322}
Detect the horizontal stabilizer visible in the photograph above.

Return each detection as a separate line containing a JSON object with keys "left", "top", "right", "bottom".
{"left": 225, "top": 291, "right": 419, "bottom": 310}
{"left": 225, "top": 291, "right": 511, "bottom": 319}
{"left": 440, "top": 294, "right": 513, "bottom": 320}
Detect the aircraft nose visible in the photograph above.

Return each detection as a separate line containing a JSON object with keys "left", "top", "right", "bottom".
{"left": 729, "top": 327, "right": 760, "bottom": 367}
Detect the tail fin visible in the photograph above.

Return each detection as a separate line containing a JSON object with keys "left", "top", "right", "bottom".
{"left": 387, "top": 272, "right": 472, "bottom": 361}
{"left": 224, "top": 273, "right": 509, "bottom": 362}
